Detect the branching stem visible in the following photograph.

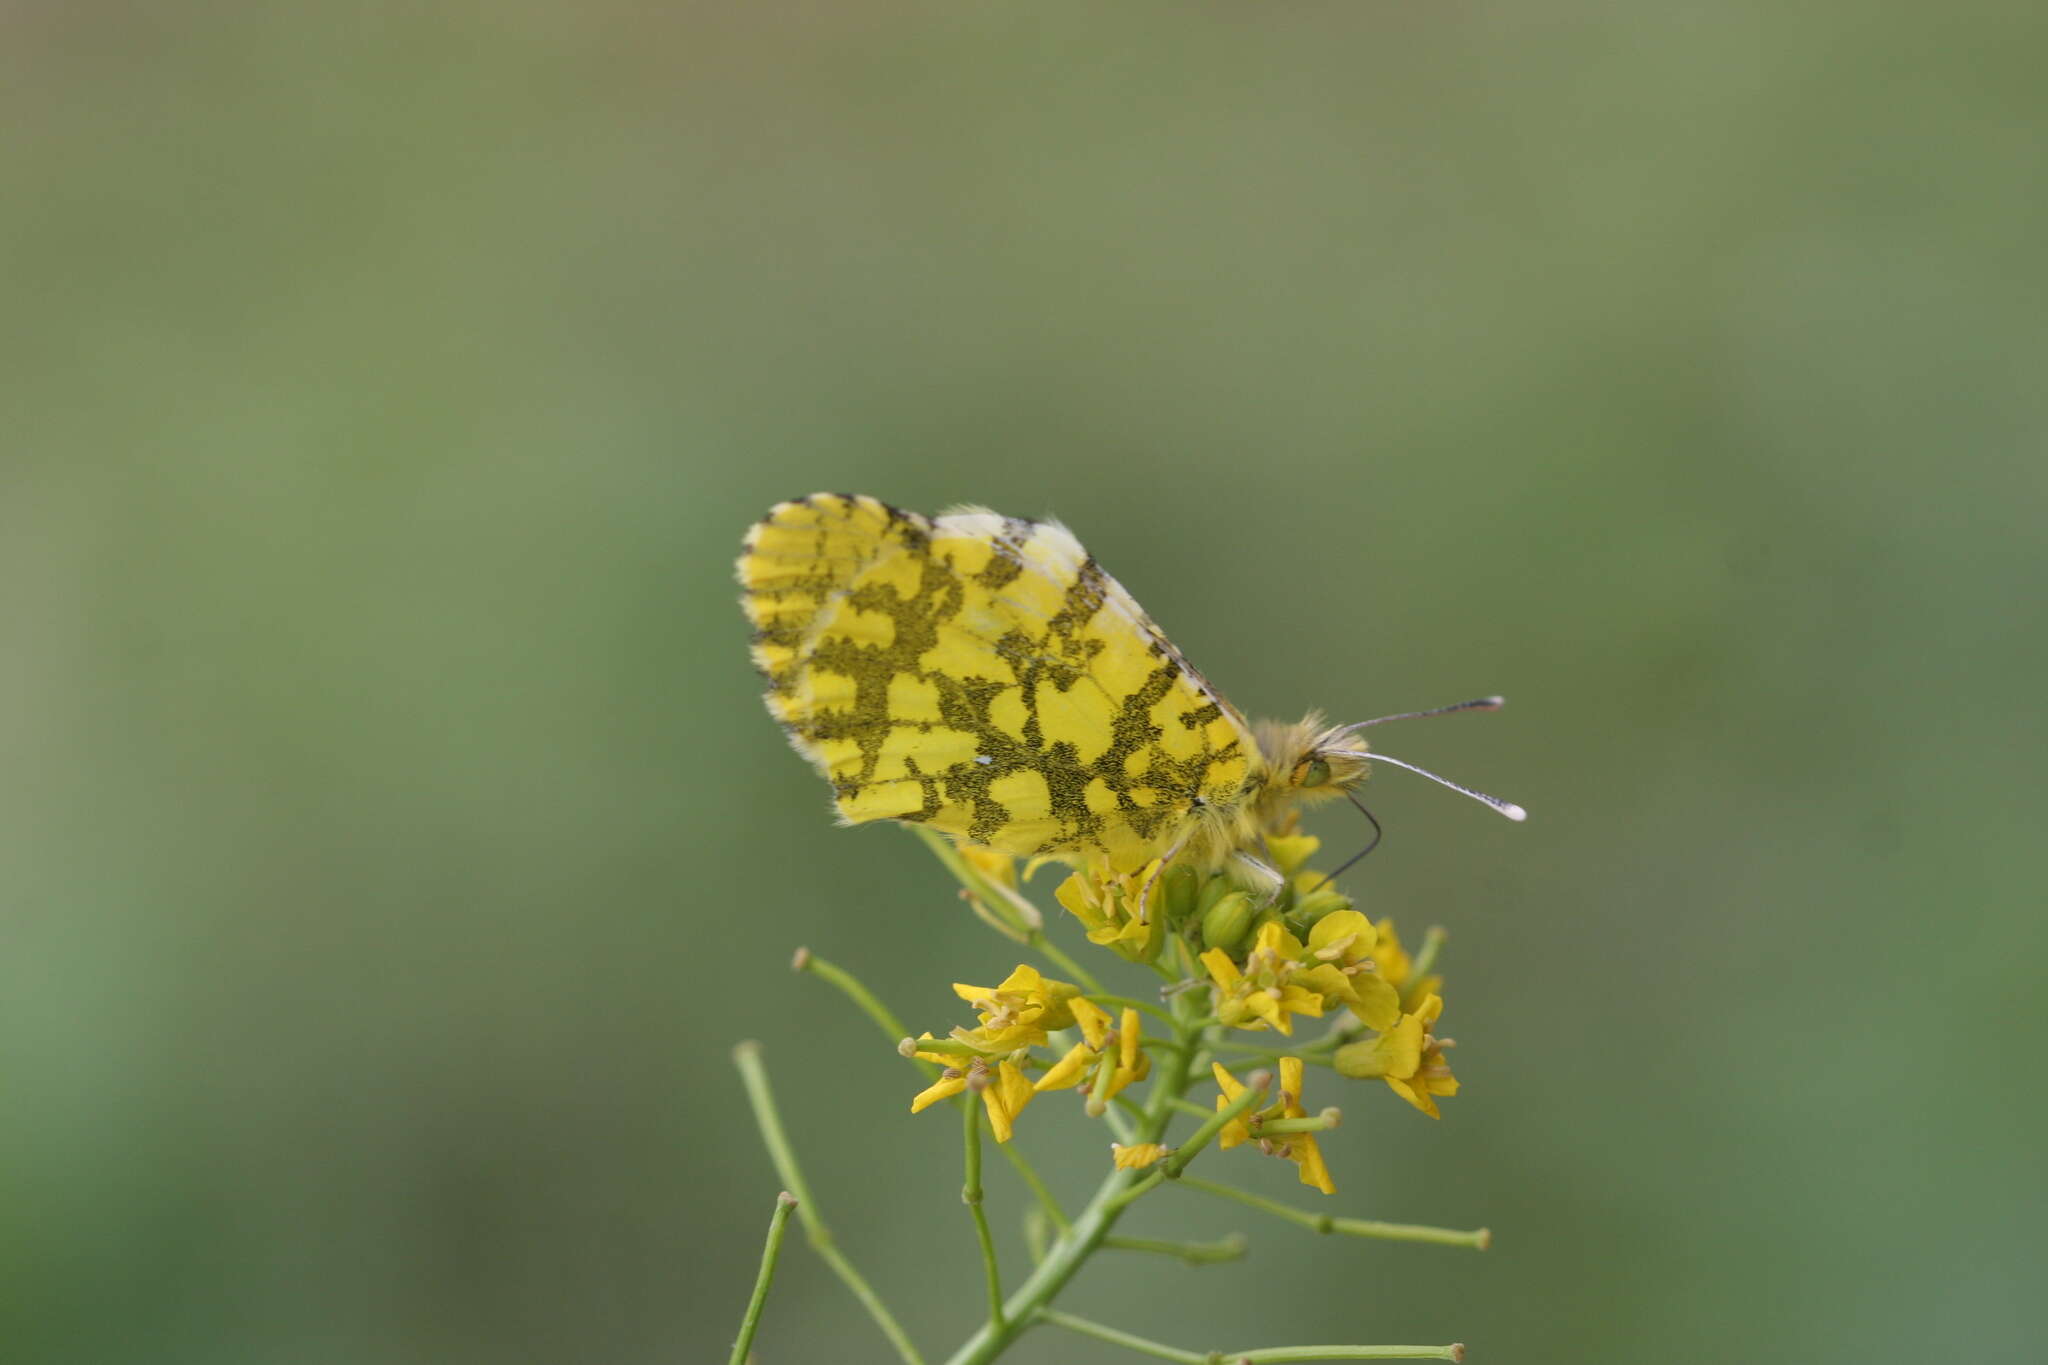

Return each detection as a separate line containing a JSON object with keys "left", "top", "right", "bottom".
{"left": 963, "top": 1097, "right": 1005, "bottom": 1331}
{"left": 732, "top": 1042, "right": 926, "bottom": 1365}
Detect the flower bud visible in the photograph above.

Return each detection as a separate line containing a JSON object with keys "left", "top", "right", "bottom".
{"left": 1200, "top": 891, "right": 1255, "bottom": 955}
{"left": 1161, "top": 863, "right": 1202, "bottom": 926}
{"left": 1289, "top": 884, "right": 1353, "bottom": 930}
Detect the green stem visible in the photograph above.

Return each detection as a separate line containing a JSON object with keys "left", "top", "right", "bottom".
{"left": 940, "top": 991, "right": 1201, "bottom": 1365}
{"left": 1234, "top": 1348, "right": 1465, "bottom": 1362}
{"left": 1177, "top": 1176, "right": 1490, "bottom": 1250}
{"left": 1026, "top": 929, "right": 1108, "bottom": 997}
{"left": 796, "top": 951, "right": 939, "bottom": 1079}
{"left": 727, "top": 1191, "right": 798, "bottom": 1365}
{"left": 1101, "top": 1231, "right": 1248, "bottom": 1265}
{"left": 1162, "top": 1075, "right": 1270, "bottom": 1177}
{"left": 962, "top": 1098, "right": 1005, "bottom": 1330}
{"left": 1036, "top": 1310, "right": 1465, "bottom": 1362}
{"left": 1033, "top": 1308, "right": 1206, "bottom": 1363}
{"left": 1093, "top": 993, "right": 1176, "bottom": 1027}
{"left": 1022, "top": 1207, "right": 1052, "bottom": 1265}
{"left": 995, "top": 1141, "right": 1067, "bottom": 1230}
{"left": 1209, "top": 1040, "right": 1338, "bottom": 1069}
{"left": 732, "top": 1043, "right": 927, "bottom": 1365}
{"left": 1407, "top": 926, "right": 1447, "bottom": 987}
{"left": 1255, "top": 1112, "right": 1339, "bottom": 1136}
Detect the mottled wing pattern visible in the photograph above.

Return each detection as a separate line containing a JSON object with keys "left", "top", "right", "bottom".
{"left": 738, "top": 493, "right": 1257, "bottom": 870}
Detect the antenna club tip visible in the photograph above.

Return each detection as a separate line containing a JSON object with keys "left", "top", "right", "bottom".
{"left": 1501, "top": 803, "right": 1528, "bottom": 823}
{"left": 1478, "top": 696, "right": 1505, "bottom": 709}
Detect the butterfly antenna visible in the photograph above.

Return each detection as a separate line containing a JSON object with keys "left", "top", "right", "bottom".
{"left": 1337, "top": 696, "right": 1504, "bottom": 732}
{"left": 1369, "top": 752, "right": 1528, "bottom": 822}
{"left": 1306, "top": 793, "right": 1384, "bottom": 892}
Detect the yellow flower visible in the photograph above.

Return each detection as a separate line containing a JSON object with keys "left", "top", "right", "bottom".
{"left": 1211, "top": 1058, "right": 1336, "bottom": 1194}
{"left": 1035, "top": 1002, "right": 1150, "bottom": 1113}
{"left": 951, "top": 963, "right": 1079, "bottom": 1045}
{"left": 1110, "top": 1142, "right": 1170, "bottom": 1170}
{"left": 1205, "top": 916, "right": 1376, "bottom": 1035}
{"left": 909, "top": 1055, "right": 1038, "bottom": 1142}
{"left": 1265, "top": 832, "right": 1322, "bottom": 879}
{"left": 1054, "top": 857, "right": 1166, "bottom": 963}
{"left": 1371, "top": 917, "right": 1443, "bottom": 1013}
{"left": 1305, "top": 910, "right": 1401, "bottom": 1030}
{"left": 1332, "top": 992, "right": 1459, "bottom": 1118}
{"left": 905, "top": 963, "right": 1085, "bottom": 1143}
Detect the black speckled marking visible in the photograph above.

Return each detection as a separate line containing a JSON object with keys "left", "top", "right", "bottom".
{"left": 743, "top": 502, "right": 1249, "bottom": 857}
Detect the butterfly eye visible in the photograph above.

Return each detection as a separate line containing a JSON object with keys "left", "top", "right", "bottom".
{"left": 1299, "top": 757, "right": 1332, "bottom": 789}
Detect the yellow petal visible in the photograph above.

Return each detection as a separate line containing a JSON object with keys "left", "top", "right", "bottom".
{"left": 1265, "top": 833, "right": 1321, "bottom": 878}
{"left": 995, "top": 964, "right": 1046, "bottom": 996}
{"left": 911, "top": 1074, "right": 967, "bottom": 1113}
{"left": 1200, "top": 947, "right": 1242, "bottom": 988}
{"left": 1070, "top": 996, "right": 1113, "bottom": 1049}
{"left": 1246, "top": 991, "right": 1292, "bottom": 1035}
{"left": 1035, "top": 1041, "right": 1095, "bottom": 1092}
{"left": 1297, "top": 963, "right": 1357, "bottom": 1007}
{"left": 1348, "top": 973, "right": 1402, "bottom": 1031}
{"left": 1332, "top": 1013, "right": 1423, "bottom": 1080}
{"left": 1384, "top": 1074, "right": 1441, "bottom": 1118}
{"left": 1292, "top": 1133, "right": 1337, "bottom": 1194}
{"left": 1111, "top": 1142, "right": 1170, "bottom": 1170}
{"left": 1308, "top": 910, "right": 1375, "bottom": 961}
{"left": 1118, "top": 1008, "right": 1141, "bottom": 1072}
{"left": 1371, "top": 917, "right": 1410, "bottom": 986}
{"left": 982, "top": 1060, "right": 1037, "bottom": 1142}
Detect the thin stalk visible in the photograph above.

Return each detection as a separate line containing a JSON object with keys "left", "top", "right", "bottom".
{"left": 732, "top": 1043, "right": 926, "bottom": 1365}
{"left": 1407, "top": 926, "right": 1447, "bottom": 986}
{"left": 1037, "top": 1311, "right": 1466, "bottom": 1362}
{"left": 1101, "top": 1231, "right": 1248, "bottom": 1265}
{"left": 1177, "top": 1176, "right": 1490, "bottom": 1250}
{"left": 1255, "top": 1112, "right": 1339, "bottom": 1136}
{"left": 795, "top": 950, "right": 939, "bottom": 1079}
{"left": 1025, "top": 929, "right": 1108, "bottom": 997}
{"left": 1234, "top": 1347, "right": 1465, "bottom": 1362}
{"left": 940, "top": 991, "right": 1201, "bottom": 1365}
{"left": 1033, "top": 1308, "right": 1205, "bottom": 1363}
{"left": 1093, "top": 993, "right": 1176, "bottom": 1027}
{"left": 962, "top": 1098, "right": 1005, "bottom": 1331}
{"left": 727, "top": 1191, "right": 798, "bottom": 1365}
{"left": 1023, "top": 1207, "right": 1052, "bottom": 1266}
{"left": 995, "top": 1141, "right": 1067, "bottom": 1230}
{"left": 1161, "top": 1075, "right": 1271, "bottom": 1177}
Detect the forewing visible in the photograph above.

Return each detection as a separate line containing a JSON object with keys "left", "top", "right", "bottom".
{"left": 739, "top": 496, "right": 1255, "bottom": 869}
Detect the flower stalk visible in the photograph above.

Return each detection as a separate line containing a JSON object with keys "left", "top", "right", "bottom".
{"left": 727, "top": 1191, "right": 797, "bottom": 1365}
{"left": 731, "top": 1042, "right": 925, "bottom": 1365}
{"left": 738, "top": 835, "right": 1496, "bottom": 1363}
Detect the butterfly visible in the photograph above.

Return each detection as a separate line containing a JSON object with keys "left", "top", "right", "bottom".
{"left": 737, "top": 494, "right": 1521, "bottom": 884}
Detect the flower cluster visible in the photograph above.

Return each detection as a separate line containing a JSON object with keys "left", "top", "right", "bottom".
{"left": 1213, "top": 1057, "right": 1336, "bottom": 1194}
{"left": 906, "top": 964, "right": 1147, "bottom": 1143}
{"left": 908, "top": 833, "right": 1467, "bottom": 1191}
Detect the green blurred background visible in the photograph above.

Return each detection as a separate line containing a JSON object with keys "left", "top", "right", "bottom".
{"left": 6, "top": 3, "right": 2043, "bottom": 1362}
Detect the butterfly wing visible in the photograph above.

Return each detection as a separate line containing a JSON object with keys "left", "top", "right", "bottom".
{"left": 738, "top": 494, "right": 1256, "bottom": 870}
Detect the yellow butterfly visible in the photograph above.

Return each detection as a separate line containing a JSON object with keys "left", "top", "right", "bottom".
{"left": 737, "top": 494, "right": 1521, "bottom": 882}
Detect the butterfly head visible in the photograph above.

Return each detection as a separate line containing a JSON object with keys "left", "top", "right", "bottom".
{"left": 1254, "top": 700, "right": 1526, "bottom": 826}
{"left": 1257, "top": 714, "right": 1372, "bottom": 805}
